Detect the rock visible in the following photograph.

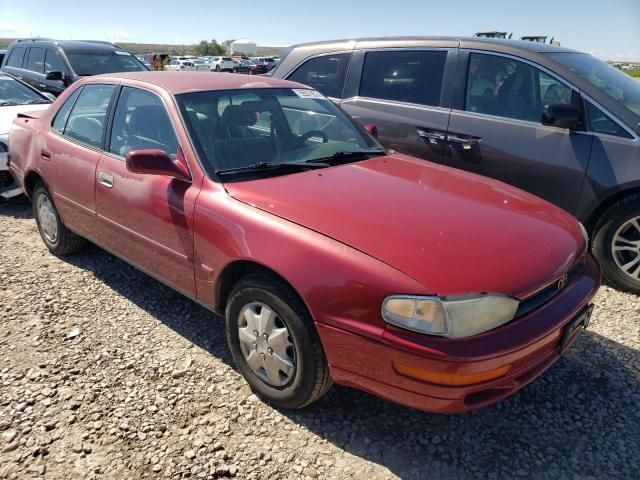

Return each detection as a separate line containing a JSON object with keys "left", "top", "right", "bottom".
{"left": 66, "top": 327, "right": 82, "bottom": 339}
{"left": 2, "top": 441, "right": 19, "bottom": 453}
{"left": 2, "top": 430, "right": 17, "bottom": 443}
{"left": 185, "top": 449, "right": 196, "bottom": 460}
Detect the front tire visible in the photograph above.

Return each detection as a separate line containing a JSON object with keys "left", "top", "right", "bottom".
{"left": 215, "top": 65, "right": 221, "bottom": 72}
{"left": 225, "top": 273, "right": 332, "bottom": 409}
{"left": 592, "top": 194, "right": 640, "bottom": 293}
{"left": 33, "top": 182, "right": 85, "bottom": 255}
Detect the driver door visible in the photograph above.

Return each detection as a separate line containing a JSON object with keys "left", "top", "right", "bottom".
{"left": 95, "top": 86, "right": 198, "bottom": 297}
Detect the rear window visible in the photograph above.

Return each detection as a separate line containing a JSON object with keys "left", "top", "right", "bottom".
{"left": 360, "top": 50, "right": 447, "bottom": 107}
{"left": 6, "top": 46, "right": 26, "bottom": 68}
{"left": 63, "top": 49, "right": 147, "bottom": 76}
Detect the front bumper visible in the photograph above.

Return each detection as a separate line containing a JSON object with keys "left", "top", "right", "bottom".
{"left": 317, "top": 254, "right": 601, "bottom": 414}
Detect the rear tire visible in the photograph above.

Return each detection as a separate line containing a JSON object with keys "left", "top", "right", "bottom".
{"left": 225, "top": 273, "right": 332, "bottom": 409}
{"left": 215, "top": 65, "right": 221, "bottom": 72}
{"left": 592, "top": 194, "right": 640, "bottom": 294}
{"left": 33, "top": 182, "right": 85, "bottom": 255}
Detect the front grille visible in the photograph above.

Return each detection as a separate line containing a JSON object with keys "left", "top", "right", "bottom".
{"left": 515, "top": 256, "right": 587, "bottom": 318}
{"left": 0, "top": 170, "right": 16, "bottom": 189}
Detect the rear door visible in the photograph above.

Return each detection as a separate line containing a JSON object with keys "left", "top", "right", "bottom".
{"left": 95, "top": 86, "right": 198, "bottom": 297}
{"left": 338, "top": 47, "right": 455, "bottom": 164}
{"left": 444, "top": 51, "right": 593, "bottom": 213}
{"left": 40, "top": 83, "right": 116, "bottom": 238}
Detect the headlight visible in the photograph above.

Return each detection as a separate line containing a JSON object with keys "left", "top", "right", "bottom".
{"left": 382, "top": 294, "right": 519, "bottom": 338}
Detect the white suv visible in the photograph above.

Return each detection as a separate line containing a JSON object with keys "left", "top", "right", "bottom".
{"left": 165, "top": 60, "right": 196, "bottom": 71}
{"left": 208, "top": 57, "right": 238, "bottom": 72}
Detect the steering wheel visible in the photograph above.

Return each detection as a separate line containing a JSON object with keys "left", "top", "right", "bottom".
{"left": 297, "top": 130, "right": 329, "bottom": 145}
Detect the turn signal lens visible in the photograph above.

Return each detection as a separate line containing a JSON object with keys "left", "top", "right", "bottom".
{"left": 393, "top": 361, "right": 511, "bottom": 386}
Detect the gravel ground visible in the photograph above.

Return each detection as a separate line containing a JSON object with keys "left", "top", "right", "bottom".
{"left": 1, "top": 201, "right": 639, "bottom": 480}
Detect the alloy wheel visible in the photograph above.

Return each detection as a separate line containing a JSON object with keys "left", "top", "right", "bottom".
{"left": 612, "top": 216, "right": 640, "bottom": 281}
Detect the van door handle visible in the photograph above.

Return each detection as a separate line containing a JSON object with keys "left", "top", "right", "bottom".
{"left": 97, "top": 172, "right": 114, "bottom": 188}
{"left": 41, "top": 149, "right": 51, "bottom": 160}
{"left": 447, "top": 133, "right": 482, "bottom": 150}
{"left": 38, "top": 83, "right": 47, "bottom": 89}
{"left": 416, "top": 128, "right": 447, "bottom": 145}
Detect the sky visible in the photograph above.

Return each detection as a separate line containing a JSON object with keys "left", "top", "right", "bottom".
{"left": 1, "top": 0, "right": 639, "bottom": 61}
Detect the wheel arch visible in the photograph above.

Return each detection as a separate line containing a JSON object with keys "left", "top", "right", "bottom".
{"left": 215, "top": 259, "right": 309, "bottom": 317}
{"left": 23, "top": 169, "right": 47, "bottom": 200}
{"left": 584, "top": 186, "right": 640, "bottom": 236}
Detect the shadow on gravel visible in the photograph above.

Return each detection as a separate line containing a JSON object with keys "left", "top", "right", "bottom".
{"left": 6, "top": 202, "right": 640, "bottom": 479}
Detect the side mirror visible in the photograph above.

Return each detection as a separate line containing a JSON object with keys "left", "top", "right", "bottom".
{"left": 45, "top": 70, "right": 64, "bottom": 81}
{"left": 125, "top": 149, "right": 191, "bottom": 181}
{"left": 363, "top": 123, "right": 378, "bottom": 138}
{"left": 541, "top": 104, "right": 579, "bottom": 130}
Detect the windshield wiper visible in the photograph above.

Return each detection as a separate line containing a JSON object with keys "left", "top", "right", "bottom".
{"left": 23, "top": 99, "right": 51, "bottom": 104}
{"left": 0, "top": 101, "right": 19, "bottom": 106}
{"left": 306, "top": 149, "right": 386, "bottom": 165}
{"left": 216, "top": 161, "right": 329, "bottom": 175}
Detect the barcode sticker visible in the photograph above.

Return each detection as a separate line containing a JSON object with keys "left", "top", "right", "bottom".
{"left": 292, "top": 89, "right": 327, "bottom": 99}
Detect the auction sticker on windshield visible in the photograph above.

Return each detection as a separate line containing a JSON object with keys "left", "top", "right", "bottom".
{"left": 292, "top": 89, "right": 326, "bottom": 99}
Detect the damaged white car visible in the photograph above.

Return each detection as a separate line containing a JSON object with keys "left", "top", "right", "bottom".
{"left": 0, "top": 73, "right": 53, "bottom": 199}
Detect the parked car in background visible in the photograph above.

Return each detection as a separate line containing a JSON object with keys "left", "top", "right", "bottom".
{"left": 0, "top": 72, "right": 52, "bottom": 198}
{"left": 234, "top": 60, "right": 257, "bottom": 75}
{"left": 208, "top": 56, "right": 238, "bottom": 72}
{"left": 8, "top": 72, "right": 599, "bottom": 413}
{"left": 271, "top": 37, "right": 640, "bottom": 293}
{"left": 246, "top": 59, "right": 269, "bottom": 74}
{"left": 191, "top": 59, "right": 211, "bottom": 72}
{"left": 165, "top": 59, "right": 196, "bottom": 71}
{"left": 252, "top": 57, "right": 278, "bottom": 70}
{"left": 0, "top": 39, "right": 147, "bottom": 96}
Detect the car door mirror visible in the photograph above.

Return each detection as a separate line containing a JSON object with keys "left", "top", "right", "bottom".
{"left": 363, "top": 123, "right": 379, "bottom": 138}
{"left": 541, "top": 104, "right": 579, "bottom": 130}
{"left": 126, "top": 149, "right": 191, "bottom": 181}
{"left": 45, "top": 70, "right": 63, "bottom": 81}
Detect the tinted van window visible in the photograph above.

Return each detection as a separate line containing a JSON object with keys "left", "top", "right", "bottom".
{"left": 109, "top": 87, "right": 179, "bottom": 157}
{"left": 6, "top": 46, "right": 26, "bottom": 68}
{"left": 45, "top": 49, "right": 65, "bottom": 73}
{"left": 288, "top": 53, "right": 351, "bottom": 98}
{"left": 465, "top": 53, "right": 574, "bottom": 123}
{"left": 64, "top": 84, "right": 115, "bottom": 148}
{"left": 360, "top": 50, "right": 447, "bottom": 106}
{"left": 26, "top": 47, "right": 45, "bottom": 73}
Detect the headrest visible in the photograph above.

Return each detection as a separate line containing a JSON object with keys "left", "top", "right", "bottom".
{"left": 221, "top": 105, "right": 257, "bottom": 127}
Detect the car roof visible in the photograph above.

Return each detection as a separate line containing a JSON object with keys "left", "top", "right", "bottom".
{"left": 288, "top": 36, "right": 578, "bottom": 54}
{"left": 8, "top": 39, "right": 125, "bottom": 50}
{"left": 86, "top": 71, "right": 308, "bottom": 94}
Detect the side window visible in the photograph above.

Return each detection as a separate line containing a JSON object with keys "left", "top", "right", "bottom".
{"left": 586, "top": 101, "right": 632, "bottom": 138}
{"left": 26, "top": 47, "right": 45, "bottom": 73}
{"left": 64, "top": 84, "right": 115, "bottom": 148}
{"left": 109, "top": 87, "right": 179, "bottom": 158}
{"left": 52, "top": 87, "right": 83, "bottom": 133}
{"left": 287, "top": 53, "right": 351, "bottom": 98}
{"left": 44, "top": 49, "right": 65, "bottom": 73}
{"left": 360, "top": 50, "right": 447, "bottom": 107}
{"left": 465, "top": 53, "right": 574, "bottom": 123}
{"left": 6, "top": 46, "right": 26, "bottom": 68}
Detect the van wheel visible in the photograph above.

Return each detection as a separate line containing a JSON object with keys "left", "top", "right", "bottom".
{"left": 592, "top": 194, "right": 640, "bottom": 293}
{"left": 225, "top": 273, "right": 332, "bottom": 409}
{"left": 33, "top": 182, "right": 85, "bottom": 255}
{"left": 215, "top": 65, "right": 221, "bottom": 72}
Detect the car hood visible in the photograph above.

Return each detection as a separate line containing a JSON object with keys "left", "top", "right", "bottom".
{"left": 0, "top": 105, "right": 50, "bottom": 136}
{"left": 225, "top": 154, "right": 585, "bottom": 299}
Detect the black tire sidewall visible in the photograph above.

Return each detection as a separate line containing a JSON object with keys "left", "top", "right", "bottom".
{"left": 593, "top": 202, "right": 640, "bottom": 293}
{"left": 32, "top": 184, "right": 62, "bottom": 253}
{"left": 225, "top": 280, "right": 320, "bottom": 409}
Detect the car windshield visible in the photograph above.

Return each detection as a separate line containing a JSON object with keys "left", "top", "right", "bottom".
{"left": 177, "top": 87, "right": 383, "bottom": 179}
{"left": 64, "top": 49, "right": 147, "bottom": 76}
{"left": 547, "top": 52, "right": 640, "bottom": 119}
{"left": 0, "top": 76, "right": 47, "bottom": 105}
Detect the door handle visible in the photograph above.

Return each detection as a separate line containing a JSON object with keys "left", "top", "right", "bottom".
{"left": 447, "top": 134, "right": 482, "bottom": 150}
{"left": 97, "top": 172, "right": 114, "bottom": 188}
{"left": 38, "top": 83, "right": 46, "bottom": 89}
{"left": 416, "top": 128, "right": 447, "bottom": 145}
{"left": 41, "top": 149, "right": 51, "bottom": 160}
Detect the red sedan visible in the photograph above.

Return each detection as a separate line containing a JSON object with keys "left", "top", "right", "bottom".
{"left": 8, "top": 72, "right": 600, "bottom": 413}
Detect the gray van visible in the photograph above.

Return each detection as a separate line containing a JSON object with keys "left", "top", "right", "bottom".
{"left": 270, "top": 37, "right": 640, "bottom": 293}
